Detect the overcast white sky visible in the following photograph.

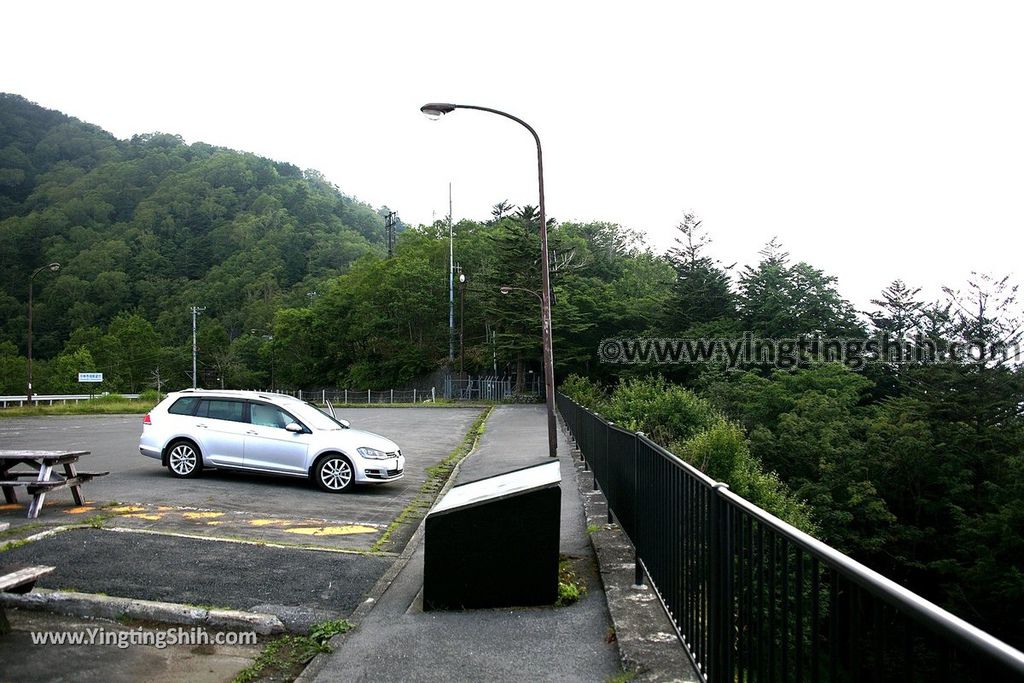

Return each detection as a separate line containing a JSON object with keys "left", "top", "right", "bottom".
{"left": 4, "top": 1, "right": 1023, "bottom": 312}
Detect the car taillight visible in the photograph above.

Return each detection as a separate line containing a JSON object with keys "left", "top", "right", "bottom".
{"left": 142, "top": 414, "right": 152, "bottom": 426}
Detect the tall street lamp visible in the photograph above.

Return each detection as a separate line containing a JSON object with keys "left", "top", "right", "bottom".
{"left": 27, "top": 262, "right": 61, "bottom": 405}
{"left": 422, "top": 102, "right": 557, "bottom": 457}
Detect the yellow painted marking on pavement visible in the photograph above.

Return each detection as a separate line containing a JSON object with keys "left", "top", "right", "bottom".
{"left": 124, "top": 513, "right": 162, "bottom": 521}
{"left": 248, "top": 519, "right": 287, "bottom": 527}
{"left": 110, "top": 506, "right": 146, "bottom": 513}
{"left": 157, "top": 506, "right": 175, "bottom": 511}
{"left": 284, "top": 525, "right": 376, "bottom": 537}
{"left": 183, "top": 511, "right": 224, "bottom": 520}
{"left": 65, "top": 506, "right": 95, "bottom": 514}
{"left": 0, "top": 504, "right": 23, "bottom": 511}
{"left": 206, "top": 521, "right": 223, "bottom": 526}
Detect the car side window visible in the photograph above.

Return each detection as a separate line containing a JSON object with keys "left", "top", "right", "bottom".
{"left": 196, "top": 399, "right": 246, "bottom": 423}
{"left": 250, "top": 403, "right": 290, "bottom": 429}
{"left": 168, "top": 397, "right": 199, "bottom": 415}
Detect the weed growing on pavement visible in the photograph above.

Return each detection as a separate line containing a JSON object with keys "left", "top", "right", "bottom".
{"left": 556, "top": 555, "right": 587, "bottom": 607}
{"left": 308, "top": 619, "right": 352, "bottom": 644}
{"left": 586, "top": 524, "right": 602, "bottom": 535}
{"left": 82, "top": 515, "right": 107, "bottom": 529}
{"left": 232, "top": 619, "right": 352, "bottom": 683}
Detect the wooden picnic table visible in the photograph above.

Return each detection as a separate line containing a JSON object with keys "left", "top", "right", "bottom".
{"left": 0, "top": 450, "right": 107, "bottom": 519}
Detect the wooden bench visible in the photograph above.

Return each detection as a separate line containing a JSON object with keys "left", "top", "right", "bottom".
{"left": 0, "top": 565, "right": 54, "bottom": 634}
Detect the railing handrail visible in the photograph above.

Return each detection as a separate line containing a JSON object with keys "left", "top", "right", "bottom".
{"left": 716, "top": 484, "right": 1024, "bottom": 673}
{"left": 556, "top": 391, "right": 1024, "bottom": 679}
{"left": 636, "top": 431, "right": 718, "bottom": 489}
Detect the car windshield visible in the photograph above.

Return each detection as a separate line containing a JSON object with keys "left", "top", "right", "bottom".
{"left": 288, "top": 401, "right": 347, "bottom": 431}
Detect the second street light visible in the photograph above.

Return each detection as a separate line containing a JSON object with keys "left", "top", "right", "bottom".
{"left": 422, "top": 102, "right": 557, "bottom": 458}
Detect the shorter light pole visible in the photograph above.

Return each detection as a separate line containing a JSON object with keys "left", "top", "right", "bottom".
{"left": 499, "top": 284, "right": 557, "bottom": 456}
{"left": 27, "top": 262, "right": 60, "bottom": 405}
{"left": 500, "top": 285, "right": 542, "bottom": 305}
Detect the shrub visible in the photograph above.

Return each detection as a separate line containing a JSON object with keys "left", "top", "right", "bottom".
{"left": 560, "top": 374, "right": 606, "bottom": 410}
{"left": 602, "top": 376, "right": 717, "bottom": 444}
{"left": 138, "top": 389, "right": 161, "bottom": 402}
{"left": 673, "top": 419, "right": 817, "bottom": 533}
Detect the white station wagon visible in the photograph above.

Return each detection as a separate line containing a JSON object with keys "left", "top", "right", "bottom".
{"left": 139, "top": 390, "right": 404, "bottom": 492}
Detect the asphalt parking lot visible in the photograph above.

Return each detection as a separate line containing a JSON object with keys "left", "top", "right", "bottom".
{"left": 0, "top": 407, "right": 484, "bottom": 551}
{"left": 0, "top": 407, "right": 485, "bottom": 638}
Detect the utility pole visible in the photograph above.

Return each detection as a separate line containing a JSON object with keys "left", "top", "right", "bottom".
{"left": 448, "top": 183, "right": 454, "bottom": 365}
{"left": 27, "top": 262, "right": 61, "bottom": 405}
{"left": 492, "top": 327, "right": 498, "bottom": 376}
{"left": 458, "top": 267, "right": 466, "bottom": 376}
{"left": 384, "top": 210, "right": 398, "bottom": 258}
{"left": 191, "top": 305, "right": 205, "bottom": 389}
{"left": 151, "top": 367, "right": 164, "bottom": 400}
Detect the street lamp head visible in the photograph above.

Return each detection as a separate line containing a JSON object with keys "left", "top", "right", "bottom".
{"left": 48, "top": 262, "right": 61, "bottom": 272}
{"left": 499, "top": 286, "right": 511, "bottom": 295}
{"left": 420, "top": 102, "right": 456, "bottom": 120}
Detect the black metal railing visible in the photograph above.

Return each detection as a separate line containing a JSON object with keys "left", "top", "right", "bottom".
{"left": 556, "top": 392, "right": 1024, "bottom": 683}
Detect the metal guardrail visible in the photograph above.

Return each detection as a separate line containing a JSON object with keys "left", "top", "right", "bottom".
{"left": 0, "top": 394, "right": 141, "bottom": 408}
{"left": 270, "top": 389, "right": 438, "bottom": 404}
{"left": 557, "top": 392, "right": 1024, "bottom": 683}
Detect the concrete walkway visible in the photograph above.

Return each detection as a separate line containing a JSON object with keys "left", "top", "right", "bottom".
{"left": 303, "top": 404, "right": 622, "bottom": 682}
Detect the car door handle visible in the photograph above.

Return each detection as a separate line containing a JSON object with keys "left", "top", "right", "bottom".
{"left": 196, "top": 423, "right": 208, "bottom": 428}
{"left": 246, "top": 430, "right": 258, "bottom": 435}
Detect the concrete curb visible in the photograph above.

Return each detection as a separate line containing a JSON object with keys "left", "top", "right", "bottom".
{"left": 0, "top": 588, "right": 285, "bottom": 635}
{"left": 295, "top": 406, "right": 494, "bottom": 683}
{"left": 567, "top": 431, "right": 701, "bottom": 682}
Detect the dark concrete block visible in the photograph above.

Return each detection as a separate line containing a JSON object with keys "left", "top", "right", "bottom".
{"left": 424, "top": 461, "right": 560, "bottom": 610}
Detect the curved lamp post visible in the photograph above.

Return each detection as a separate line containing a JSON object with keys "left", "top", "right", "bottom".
{"left": 423, "top": 103, "right": 557, "bottom": 457}
{"left": 27, "top": 262, "right": 61, "bottom": 405}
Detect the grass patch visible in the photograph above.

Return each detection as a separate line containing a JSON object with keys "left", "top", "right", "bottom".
{"left": 0, "top": 522, "right": 42, "bottom": 540}
{"left": 606, "top": 670, "right": 638, "bottom": 683}
{"left": 0, "top": 397, "right": 157, "bottom": 417}
{"left": 232, "top": 620, "right": 351, "bottom": 683}
{"left": 586, "top": 524, "right": 602, "bottom": 535}
{"left": 370, "top": 406, "right": 492, "bottom": 553}
{"left": 556, "top": 555, "right": 588, "bottom": 607}
{"left": 0, "top": 538, "right": 29, "bottom": 552}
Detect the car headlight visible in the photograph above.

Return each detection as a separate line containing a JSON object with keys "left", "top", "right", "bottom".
{"left": 358, "top": 447, "right": 389, "bottom": 460}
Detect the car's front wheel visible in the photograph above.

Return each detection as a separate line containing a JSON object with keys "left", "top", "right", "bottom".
{"left": 314, "top": 454, "right": 354, "bottom": 493}
{"left": 167, "top": 440, "right": 203, "bottom": 478}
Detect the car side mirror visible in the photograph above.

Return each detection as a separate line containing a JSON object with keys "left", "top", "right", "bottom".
{"left": 338, "top": 419, "right": 351, "bottom": 429}
{"left": 285, "top": 422, "right": 305, "bottom": 433}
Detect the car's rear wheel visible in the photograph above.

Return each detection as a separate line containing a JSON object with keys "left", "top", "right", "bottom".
{"left": 167, "top": 440, "right": 203, "bottom": 478}
{"left": 314, "top": 454, "right": 354, "bottom": 493}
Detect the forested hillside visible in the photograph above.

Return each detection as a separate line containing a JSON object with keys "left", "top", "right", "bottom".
{"left": 560, "top": 214, "right": 1024, "bottom": 649}
{"left": 0, "top": 93, "right": 388, "bottom": 392}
